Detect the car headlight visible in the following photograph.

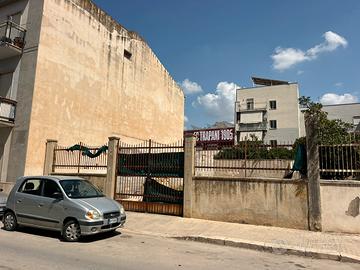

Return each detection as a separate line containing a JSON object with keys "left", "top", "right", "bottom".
{"left": 119, "top": 205, "right": 125, "bottom": 215}
{"left": 85, "top": 210, "right": 101, "bottom": 220}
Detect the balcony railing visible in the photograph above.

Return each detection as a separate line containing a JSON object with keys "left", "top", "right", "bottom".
{"left": 238, "top": 122, "right": 267, "bottom": 131}
{"left": 0, "top": 96, "right": 16, "bottom": 124}
{"left": 236, "top": 102, "right": 267, "bottom": 112}
{"left": 0, "top": 21, "right": 26, "bottom": 59}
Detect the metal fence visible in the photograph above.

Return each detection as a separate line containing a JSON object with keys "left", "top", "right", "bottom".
{"left": 195, "top": 141, "right": 296, "bottom": 178}
{"left": 116, "top": 140, "right": 184, "bottom": 216}
{"left": 319, "top": 142, "right": 360, "bottom": 180}
{"left": 53, "top": 142, "right": 108, "bottom": 173}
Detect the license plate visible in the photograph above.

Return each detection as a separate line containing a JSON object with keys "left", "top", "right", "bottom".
{"left": 109, "top": 218, "right": 118, "bottom": 224}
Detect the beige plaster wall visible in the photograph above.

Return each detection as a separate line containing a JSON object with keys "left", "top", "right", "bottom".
{"left": 24, "top": 0, "right": 184, "bottom": 176}
{"left": 191, "top": 177, "right": 309, "bottom": 230}
{"left": 321, "top": 181, "right": 360, "bottom": 234}
{"left": 0, "top": 181, "right": 15, "bottom": 194}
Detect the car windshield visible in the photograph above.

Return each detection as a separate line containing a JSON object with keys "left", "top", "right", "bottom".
{"left": 59, "top": 179, "right": 104, "bottom": 199}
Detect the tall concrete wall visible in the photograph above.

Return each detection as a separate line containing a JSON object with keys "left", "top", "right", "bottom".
{"left": 321, "top": 181, "right": 360, "bottom": 234}
{"left": 191, "top": 177, "right": 309, "bottom": 230}
{"left": 22, "top": 0, "right": 184, "bottom": 176}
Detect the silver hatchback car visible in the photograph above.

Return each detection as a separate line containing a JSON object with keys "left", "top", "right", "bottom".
{"left": 2, "top": 176, "right": 126, "bottom": 241}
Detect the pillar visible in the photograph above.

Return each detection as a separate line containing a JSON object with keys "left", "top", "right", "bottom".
{"left": 105, "top": 136, "right": 119, "bottom": 198}
{"left": 183, "top": 135, "right": 196, "bottom": 218}
{"left": 305, "top": 115, "right": 322, "bottom": 231}
{"left": 43, "top": 139, "right": 57, "bottom": 175}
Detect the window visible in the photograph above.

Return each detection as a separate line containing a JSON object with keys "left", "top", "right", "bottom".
{"left": 18, "top": 179, "right": 43, "bottom": 196}
{"left": 43, "top": 180, "right": 62, "bottom": 199}
{"left": 60, "top": 179, "right": 104, "bottom": 199}
{"left": 269, "top": 100, "right": 277, "bottom": 110}
{"left": 270, "top": 140, "right": 277, "bottom": 147}
{"left": 269, "top": 120, "right": 277, "bottom": 129}
{"left": 236, "top": 112, "right": 240, "bottom": 122}
{"left": 246, "top": 98, "right": 254, "bottom": 110}
{"left": 124, "top": 49, "right": 132, "bottom": 60}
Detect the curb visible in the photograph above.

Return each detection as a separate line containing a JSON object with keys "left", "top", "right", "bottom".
{"left": 173, "top": 236, "right": 360, "bottom": 264}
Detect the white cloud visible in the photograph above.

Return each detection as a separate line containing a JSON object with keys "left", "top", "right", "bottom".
{"left": 335, "top": 82, "right": 343, "bottom": 87}
{"left": 272, "top": 31, "right": 348, "bottom": 71}
{"left": 307, "top": 31, "right": 348, "bottom": 58}
{"left": 272, "top": 48, "right": 308, "bottom": 71}
{"left": 180, "top": 79, "right": 203, "bottom": 95}
{"left": 196, "top": 81, "right": 239, "bottom": 122}
{"left": 184, "top": 115, "right": 188, "bottom": 122}
{"left": 297, "top": 70, "right": 304, "bottom": 75}
{"left": 320, "top": 93, "right": 358, "bottom": 105}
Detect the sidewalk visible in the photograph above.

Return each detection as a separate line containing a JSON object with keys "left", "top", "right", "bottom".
{"left": 123, "top": 212, "right": 360, "bottom": 264}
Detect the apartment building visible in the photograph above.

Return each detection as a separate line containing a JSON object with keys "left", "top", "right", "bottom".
{"left": 235, "top": 77, "right": 302, "bottom": 144}
{"left": 0, "top": 0, "right": 184, "bottom": 183}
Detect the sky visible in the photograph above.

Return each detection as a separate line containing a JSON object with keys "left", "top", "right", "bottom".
{"left": 94, "top": 0, "right": 360, "bottom": 129}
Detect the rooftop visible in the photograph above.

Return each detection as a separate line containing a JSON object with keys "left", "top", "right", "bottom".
{"left": 251, "top": 76, "right": 290, "bottom": 86}
{"left": 322, "top": 102, "right": 360, "bottom": 107}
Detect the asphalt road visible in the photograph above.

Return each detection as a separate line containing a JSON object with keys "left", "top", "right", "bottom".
{"left": 0, "top": 225, "right": 358, "bottom": 270}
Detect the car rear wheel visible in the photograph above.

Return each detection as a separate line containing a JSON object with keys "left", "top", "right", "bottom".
{"left": 63, "top": 220, "right": 81, "bottom": 242}
{"left": 3, "top": 211, "right": 17, "bottom": 231}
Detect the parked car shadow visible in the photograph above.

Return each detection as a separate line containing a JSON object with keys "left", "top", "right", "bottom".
{"left": 1, "top": 224, "right": 122, "bottom": 243}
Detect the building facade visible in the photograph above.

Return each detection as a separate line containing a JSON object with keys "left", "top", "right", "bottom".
{"left": 235, "top": 77, "right": 302, "bottom": 144}
{"left": 0, "top": 0, "right": 184, "bottom": 182}
{"left": 323, "top": 103, "right": 360, "bottom": 130}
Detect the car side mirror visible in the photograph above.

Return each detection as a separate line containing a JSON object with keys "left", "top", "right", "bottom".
{"left": 53, "top": 192, "right": 63, "bottom": 200}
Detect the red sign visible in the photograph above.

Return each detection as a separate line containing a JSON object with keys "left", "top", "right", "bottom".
{"left": 184, "top": 127, "right": 235, "bottom": 148}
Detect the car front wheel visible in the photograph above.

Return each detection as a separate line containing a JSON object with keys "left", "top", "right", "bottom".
{"left": 63, "top": 220, "right": 81, "bottom": 242}
{"left": 3, "top": 211, "right": 17, "bottom": 231}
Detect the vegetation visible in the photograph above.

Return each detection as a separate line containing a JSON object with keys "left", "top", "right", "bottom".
{"left": 299, "top": 96, "right": 354, "bottom": 145}
{"left": 214, "top": 139, "right": 295, "bottom": 160}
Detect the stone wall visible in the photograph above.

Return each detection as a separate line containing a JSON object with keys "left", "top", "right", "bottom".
{"left": 22, "top": 0, "right": 184, "bottom": 176}
{"left": 191, "top": 176, "right": 309, "bottom": 230}
{"left": 321, "top": 180, "right": 360, "bottom": 234}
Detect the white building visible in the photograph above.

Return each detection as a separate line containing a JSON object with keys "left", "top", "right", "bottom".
{"left": 323, "top": 103, "right": 360, "bottom": 130}
{"left": 235, "top": 77, "right": 302, "bottom": 144}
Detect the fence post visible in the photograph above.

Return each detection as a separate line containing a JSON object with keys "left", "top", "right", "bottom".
{"left": 105, "top": 136, "right": 120, "bottom": 199}
{"left": 43, "top": 139, "right": 58, "bottom": 175}
{"left": 305, "top": 115, "right": 322, "bottom": 231}
{"left": 183, "top": 135, "right": 196, "bottom": 218}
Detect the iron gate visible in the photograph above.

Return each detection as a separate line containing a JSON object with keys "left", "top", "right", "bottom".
{"left": 115, "top": 140, "right": 184, "bottom": 216}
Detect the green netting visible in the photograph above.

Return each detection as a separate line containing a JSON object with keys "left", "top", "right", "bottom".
{"left": 67, "top": 144, "right": 108, "bottom": 158}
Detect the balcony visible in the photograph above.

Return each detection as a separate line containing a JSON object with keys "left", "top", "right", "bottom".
{"left": 236, "top": 102, "right": 267, "bottom": 112}
{"left": 237, "top": 122, "right": 267, "bottom": 132}
{"left": 0, "top": 96, "right": 16, "bottom": 127}
{"left": 0, "top": 21, "right": 26, "bottom": 60}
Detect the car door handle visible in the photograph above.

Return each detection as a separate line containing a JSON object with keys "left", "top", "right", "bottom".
{"left": 17, "top": 199, "right": 22, "bottom": 203}
{"left": 38, "top": 203, "right": 44, "bottom": 207}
